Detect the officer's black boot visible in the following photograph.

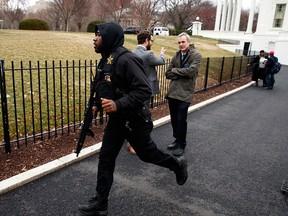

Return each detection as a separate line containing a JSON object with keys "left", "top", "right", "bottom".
{"left": 174, "top": 156, "right": 188, "bottom": 185}
{"left": 78, "top": 195, "right": 108, "bottom": 216}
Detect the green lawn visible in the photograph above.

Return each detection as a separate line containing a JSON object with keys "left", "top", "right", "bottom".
{"left": 0, "top": 29, "right": 245, "bottom": 144}
{"left": 0, "top": 29, "right": 238, "bottom": 64}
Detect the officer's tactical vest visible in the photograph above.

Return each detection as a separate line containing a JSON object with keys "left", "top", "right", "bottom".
{"left": 97, "top": 47, "right": 129, "bottom": 100}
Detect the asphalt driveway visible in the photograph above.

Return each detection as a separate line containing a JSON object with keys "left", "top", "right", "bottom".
{"left": 1, "top": 66, "right": 288, "bottom": 216}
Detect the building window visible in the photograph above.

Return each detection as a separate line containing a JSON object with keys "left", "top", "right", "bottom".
{"left": 273, "top": 4, "right": 286, "bottom": 28}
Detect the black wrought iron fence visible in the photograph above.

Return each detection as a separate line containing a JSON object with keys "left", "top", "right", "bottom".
{"left": 235, "top": 49, "right": 260, "bottom": 56}
{"left": 0, "top": 56, "right": 254, "bottom": 153}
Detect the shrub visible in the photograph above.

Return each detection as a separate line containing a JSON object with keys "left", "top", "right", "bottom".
{"left": 19, "top": 19, "right": 49, "bottom": 30}
{"left": 87, "top": 20, "right": 106, "bottom": 32}
{"left": 169, "top": 29, "right": 191, "bottom": 36}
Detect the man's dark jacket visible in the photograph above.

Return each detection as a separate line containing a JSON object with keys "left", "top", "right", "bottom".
{"left": 265, "top": 55, "right": 278, "bottom": 74}
{"left": 95, "top": 22, "right": 152, "bottom": 116}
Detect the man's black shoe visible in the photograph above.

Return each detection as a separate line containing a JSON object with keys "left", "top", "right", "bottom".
{"left": 174, "top": 156, "right": 188, "bottom": 185}
{"left": 167, "top": 142, "right": 178, "bottom": 150}
{"left": 78, "top": 195, "right": 108, "bottom": 216}
{"left": 173, "top": 147, "right": 184, "bottom": 156}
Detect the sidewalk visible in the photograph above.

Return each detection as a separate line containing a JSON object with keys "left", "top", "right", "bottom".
{"left": 1, "top": 67, "right": 288, "bottom": 216}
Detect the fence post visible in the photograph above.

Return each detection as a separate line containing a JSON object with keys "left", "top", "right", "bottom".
{"left": 219, "top": 57, "right": 225, "bottom": 84}
{"left": 204, "top": 57, "right": 210, "bottom": 90}
{"left": 230, "top": 56, "right": 235, "bottom": 80}
{"left": 238, "top": 56, "right": 243, "bottom": 77}
{"left": 0, "top": 59, "right": 11, "bottom": 153}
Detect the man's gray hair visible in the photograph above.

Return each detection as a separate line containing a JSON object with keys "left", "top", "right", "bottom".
{"left": 178, "top": 32, "right": 190, "bottom": 42}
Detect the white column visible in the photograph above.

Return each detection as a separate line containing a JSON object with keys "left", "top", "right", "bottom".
{"left": 226, "top": 0, "right": 233, "bottom": 31}
{"left": 220, "top": 0, "right": 228, "bottom": 31}
{"left": 231, "top": 0, "right": 237, "bottom": 31}
{"left": 245, "top": 0, "right": 256, "bottom": 33}
{"left": 233, "top": 0, "right": 242, "bottom": 31}
{"left": 214, "top": 0, "right": 222, "bottom": 31}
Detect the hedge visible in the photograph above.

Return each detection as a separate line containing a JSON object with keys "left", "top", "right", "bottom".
{"left": 19, "top": 19, "right": 49, "bottom": 30}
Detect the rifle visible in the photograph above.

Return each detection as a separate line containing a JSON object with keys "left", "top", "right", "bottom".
{"left": 75, "top": 70, "right": 99, "bottom": 157}
{"left": 75, "top": 47, "right": 128, "bottom": 156}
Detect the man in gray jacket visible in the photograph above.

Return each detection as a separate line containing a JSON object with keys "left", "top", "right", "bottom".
{"left": 165, "top": 32, "right": 202, "bottom": 156}
{"left": 133, "top": 31, "right": 165, "bottom": 97}
{"left": 126, "top": 31, "right": 166, "bottom": 154}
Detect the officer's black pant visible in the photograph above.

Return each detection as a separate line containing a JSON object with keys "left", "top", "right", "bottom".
{"left": 96, "top": 116, "right": 180, "bottom": 199}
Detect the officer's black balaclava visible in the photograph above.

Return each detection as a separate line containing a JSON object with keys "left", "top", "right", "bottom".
{"left": 95, "top": 22, "right": 124, "bottom": 58}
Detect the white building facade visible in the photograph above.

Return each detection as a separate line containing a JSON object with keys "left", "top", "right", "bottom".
{"left": 252, "top": 0, "right": 288, "bottom": 65}
{"left": 199, "top": 0, "right": 288, "bottom": 65}
{"left": 214, "top": 0, "right": 244, "bottom": 32}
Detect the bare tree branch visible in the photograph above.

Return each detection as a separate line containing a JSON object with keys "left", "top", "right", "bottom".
{"left": 130, "top": 0, "right": 161, "bottom": 30}
{"left": 97, "top": 0, "right": 131, "bottom": 24}
{"left": 162, "top": 0, "right": 201, "bottom": 29}
{"left": 49, "top": 0, "right": 90, "bottom": 32}
{"left": 1, "top": 0, "right": 26, "bottom": 28}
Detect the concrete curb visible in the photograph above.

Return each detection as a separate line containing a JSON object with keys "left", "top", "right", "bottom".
{"left": 153, "top": 81, "right": 254, "bottom": 127}
{"left": 0, "top": 81, "right": 254, "bottom": 195}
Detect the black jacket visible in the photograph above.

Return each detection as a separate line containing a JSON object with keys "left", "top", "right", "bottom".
{"left": 95, "top": 22, "right": 152, "bottom": 115}
{"left": 265, "top": 55, "right": 278, "bottom": 74}
{"left": 251, "top": 55, "right": 260, "bottom": 72}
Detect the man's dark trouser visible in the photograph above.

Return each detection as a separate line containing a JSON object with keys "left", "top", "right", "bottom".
{"left": 168, "top": 98, "right": 190, "bottom": 149}
{"left": 266, "top": 72, "right": 275, "bottom": 88}
{"left": 96, "top": 116, "right": 180, "bottom": 199}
